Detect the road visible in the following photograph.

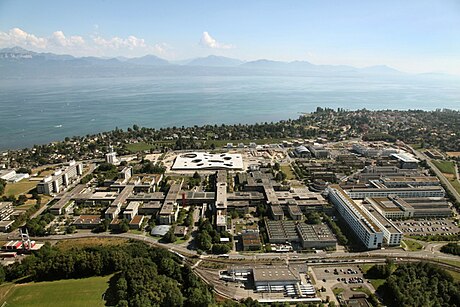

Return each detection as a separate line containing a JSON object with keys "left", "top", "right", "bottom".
{"left": 20, "top": 231, "right": 460, "bottom": 270}
{"left": 409, "top": 145, "right": 460, "bottom": 204}
{"left": 30, "top": 163, "right": 97, "bottom": 219}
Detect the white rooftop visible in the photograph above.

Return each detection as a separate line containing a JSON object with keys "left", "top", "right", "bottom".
{"left": 172, "top": 152, "right": 244, "bottom": 170}
{"left": 391, "top": 153, "right": 419, "bottom": 163}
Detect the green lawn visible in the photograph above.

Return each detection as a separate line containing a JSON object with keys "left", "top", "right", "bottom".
{"left": 449, "top": 179, "right": 460, "bottom": 195}
{"left": 432, "top": 160, "right": 456, "bottom": 175}
{"left": 0, "top": 275, "right": 111, "bottom": 307}
{"left": 401, "top": 239, "right": 423, "bottom": 251}
{"left": 370, "top": 279, "right": 386, "bottom": 290}
{"left": 2, "top": 179, "right": 37, "bottom": 197}
{"left": 446, "top": 269, "right": 460, "bottom": 281}
{"left": 125, "top": 142, "right": 157, "bottom": 153}
{"left": 332, "top": 288, "right": 344, "bottom": 296}
{"left": 280, "top": 164, "right": 296, "bottom": 180}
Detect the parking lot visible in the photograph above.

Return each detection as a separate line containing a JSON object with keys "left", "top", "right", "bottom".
{"left": 313, "top": 265, "right": 366, "bottom": 285}
{"left": 311, "top": 265, "right": 374, "bottom": 301}
{"left": 393, "top": 218, "right": 460, "bottom": 236}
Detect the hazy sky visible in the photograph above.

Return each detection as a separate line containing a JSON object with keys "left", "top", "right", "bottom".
{"left": 1, "top": 0, "right": 459, "bottom": 74}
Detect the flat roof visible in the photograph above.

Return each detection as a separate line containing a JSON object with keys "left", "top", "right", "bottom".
{"left": 329, "top": 185, "right": 381, "bottom": 233}
{"left": 297, "top": 224, "right": 336, "bottom": 242}
{"left": 125, "top": 201, "right": 141, "bottom": 211}
{"left": 172, "top": 152, "right": 243, "bottom": 170}
{"left": 129, "top": 215, "right": 144, "bottom": 224}
{"left": 382, "top": 176, "right": 439, "bottom": 183}
{"left": 364, "top": 205, "right": 402, "bottom": 234}
{"left": 391, "top": 153, "right": 420, "bottom": 163}
{"left": 253, "top": 266, "right": 301, "bottom": 283}
{"left": 151, "top": 225, "right": 171, "bottom": 236}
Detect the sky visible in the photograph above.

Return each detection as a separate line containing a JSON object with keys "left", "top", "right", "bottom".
{"left": 0, "top": 0, "right": 459, "bottom": 74}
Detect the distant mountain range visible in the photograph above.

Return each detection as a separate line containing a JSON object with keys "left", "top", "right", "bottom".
{"left": 0, "top": 46, "right": 407, "bottom": 78}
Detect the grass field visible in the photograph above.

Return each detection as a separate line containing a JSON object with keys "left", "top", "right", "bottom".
{"left": 126, "top": 142, "right": 157, "bottom": 152}
{"left": 401, "top": 239, "right": 423, "bottom": 251}
{"left": 369, "top": 279, "right": 386, "bottom": 290}
{"left": 280, "top": 164, "right": 296, "bottom": 180}
{"left": 0, "top": 275, "right": 111, "bottom": 307}
{"left": 446, "top": 269, "right": 460, "bottom": 281}
{"left": 410, "top": 143, "right": 424, "bottom": 150}
{"left": 55, "top": 237, "right": 128, "bottom": 251}
{"left": 449, "top": 179, "right": 460, "bottom": 195}
{"left": 432, "top": 160, "right": 456, "bottom": 175}
{"left": 2, "top": 179, "right": 37, "bottom": 197}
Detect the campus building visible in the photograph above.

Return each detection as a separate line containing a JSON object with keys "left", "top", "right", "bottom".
{"left": 37, "top": 161, "right": 83, "bottom": 195}
{"left": 344, "top": 186, "right": 445, "bottom": 199}
{"left": 365, "top": 196, "right": 452, "bottom": 219}
{"left": 327, "top": 185, "right": 384, "bottom": 249}
{"left": 172, "top": 152, "right": 244, "bottom": 170}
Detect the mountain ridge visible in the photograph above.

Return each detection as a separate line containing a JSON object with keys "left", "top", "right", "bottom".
{"left": 0, "top": 46, "right": 407, "bottom": 75}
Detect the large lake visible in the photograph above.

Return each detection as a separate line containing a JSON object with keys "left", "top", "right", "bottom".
{"left": 1, "top": 74, "right": 459, "bottom": 150}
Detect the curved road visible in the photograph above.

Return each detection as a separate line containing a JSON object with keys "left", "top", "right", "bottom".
{"left": 25, "top": 232, "right": 460, "bottom": 269}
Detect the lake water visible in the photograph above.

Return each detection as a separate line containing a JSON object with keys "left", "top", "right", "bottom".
{"left": 1, "top": 74, "right": 459, "bottom": 150}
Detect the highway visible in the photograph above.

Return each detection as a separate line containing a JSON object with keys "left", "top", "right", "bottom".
{"left": 18, "top": 231, "right": 459, "bottom": 271}
{"left": 408, "top": 145, "right": 460, "bottom": 204}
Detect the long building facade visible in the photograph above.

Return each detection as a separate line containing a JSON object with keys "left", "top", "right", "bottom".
{"left": 327, "top": 185, "right": 403, "bottom": 249}
{"left": 37, "top": 161, "right": 83, "bottom": 195}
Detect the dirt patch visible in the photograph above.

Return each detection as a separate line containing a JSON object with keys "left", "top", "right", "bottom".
{"left": 446, "top": 152, "right": 460, "bottom": 157}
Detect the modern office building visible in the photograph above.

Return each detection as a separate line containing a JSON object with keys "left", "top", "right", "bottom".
{"left": 390, "top": 153, "right": 419, "bottom": 169}
{"left": 344, "top": 186, "right": 445, "bottom": 199}
{"left": 296, "top": 224, "right": 337, "bottom": 249}
{"left": 365, "top": 196, "right": 452, "bottom": 219}
{"left": 37, "top": 161, "right": 83, "bottom": 195}
{"left": 123, "top": 201, "right": 140, "bottom": 220}
{"left": 363, "top": 204, "right": 403, "bottom": 246}
{"left": 307, "top": 144, "right": 330, "bottom": 158}
{"left": 241, "top": 232, "right": 262, "bottom": 251}
{"left": 327, "top": 185, "right": 384, "bottom": 249}
{"left": 380, "top": 176, "right": 440, "bottom": 188}
{"left": 105, "top": 145, "right": 119, "bottom": 165}
{"left": 172, "top": 152, "right": 244, "bottom": 170}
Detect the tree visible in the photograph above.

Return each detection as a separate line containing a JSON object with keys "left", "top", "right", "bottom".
{"left": 162, "top": 228, "right": 177, "bottom": 243}
{"left": 212, "top": 243, "right": 231, "bottom": 254}
{"left": 119, "top": 219, "right": 129, "bottom": 233}
{"left": 196, "top": 231, "right": 212, "bottom": 251}
{"left": 0, "top": 179, "right": 6, "bottom": 195}
{"left": 306, "top": 211, "right": 321, "bottom": 224}
{"left": 98, "top": 162, "right": 117, "bottom": 172}
{"left": 66, "top": 225, "right": 76, "bottom": 234}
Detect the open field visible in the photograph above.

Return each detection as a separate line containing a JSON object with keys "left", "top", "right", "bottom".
{"left": 432, "top": 160, "right": 456, "bottom": 175}
{"left": 2, "top": 180, "right": 37, "bottom": 197}
{"left": 126, "top": 142, "right": 158, "bottom": 152}
{"left": 401, "top": 239, "right": 423, "bottom": 251}
{"left": 450, "top": 179, "right": 460, "bottom": 195}
{"left": 446, "top": 152, "right": 460, "bottom": 158}
{"left": 280, "top": 164, "right": 296, "bottom": 180}
{"left": 0, "top": 275, "right": 110, "bottom": 307}
{"left": 446, "top": 269, "right": 460, "bottom": 281}
{"left": 55, "top": 237, "right": 128, "bottom": 251}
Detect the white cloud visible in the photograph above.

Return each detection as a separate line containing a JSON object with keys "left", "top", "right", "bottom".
{"left": 200, "top": 31, "right": 233, "bottom": 49}
{"left": 153, "top": 42, "right": 172, "bottom": 55}
{"left": 0, "top": 27, "right": 169, "bottom": 57}
{"left": 0, "top": 27, "right": 47, "bottom": 49}
{"left": 92, "top": 35, "right": 146, "bottom": 50}
{"left": 50, "top": 31, "right": 85, "bottom": 47}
